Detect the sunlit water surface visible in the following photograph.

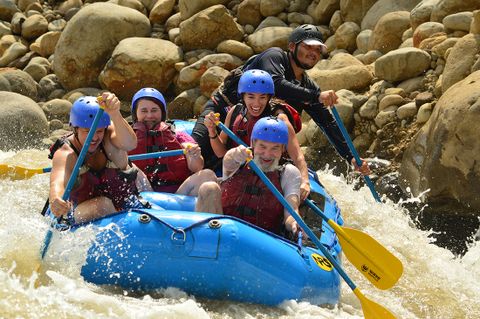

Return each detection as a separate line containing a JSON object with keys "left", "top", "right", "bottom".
{"left": 0, "top": 150, "right": 479, "bottom": 319}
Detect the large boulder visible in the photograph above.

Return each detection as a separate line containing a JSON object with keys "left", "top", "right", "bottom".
{"left": 313, "top": 0, "right": 340, "bottom": 25}
{"left": 374, "top": 47, "right": 431, "bottom": 82}
{"left": 149, "top": 0, "right": 175, "bottom": 24}
{"left": 99, "top": 37, "right": 183, "bottom": 101}
{"left": 340, "top": 0, "right": 377, "bottom": 26}
{"left": 410, "top": 0, "right": 442, "bottom": 30}
{"left": 308, "top": 53, "right": 373, "bottom": 91}
{"left": 178, "top": 0, "right": 228, "bottom": 20}
{"left": 400, "top": 71, "right": 480, "bottom": 211}
{"left": 176, "top": 53, "right": 243, "bottom": 91}
{"left": 431, "top": 0, "right": 480, "bottom": 22}
{"left": 442, "top": 34, "right": 480, "bottom": 93}
{"left": 179, "top": 5, "right": 243, "bottom": 51}
{"left": 237, "top": 0, "right": 262, "bottom": 27}
{"left": 335, "top": 22, "right": 360, "bottom": 53}
{"left": 0, "top": 91, "right": 48, "bottom": 150}
{"left": 0, "top": 0, "right": 19, "bottom": 21}
{"left": 246, "top": 26, "right": 292, "bottom": 53}
{"left": 361, "top": 0, "right": 421, "bottom": 30}
{"left": 368, "top": 11, "right": 411, "bottom": 54}
{"left": 0, "top": 69, "right": 38, "bottom": 101}
{"left": 53, "top": 3, "right": 151, "bottom": 90}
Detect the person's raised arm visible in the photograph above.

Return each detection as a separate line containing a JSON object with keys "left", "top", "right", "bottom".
{"left": 100, "top": 92, "right": 137, "bottom": 151}
{"left": 222, "top": 145, "right": 250, "bottom": 178}
{"left": 204, "top": 111, "right": 231, "bottom": 158}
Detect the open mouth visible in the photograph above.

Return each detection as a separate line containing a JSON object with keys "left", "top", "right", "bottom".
{"left": 249, "top": 106, "right": 262, "bottom": 115}
{"left": 261, "top": 158, "right": 273, "bottom": 165}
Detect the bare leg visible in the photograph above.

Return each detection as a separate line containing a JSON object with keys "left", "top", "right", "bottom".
{"left": 74, "top": 196, "right": 116, "bottom": 224}
{"left": 195, "top": 181, "right": 223, "bottom": 214}
{"left": 176, "top": 169, "right": 218, "bottom": 196}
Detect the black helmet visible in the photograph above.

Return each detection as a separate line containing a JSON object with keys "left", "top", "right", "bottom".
{"left": 288, "top": 24, "right": 325, "bottom": 46}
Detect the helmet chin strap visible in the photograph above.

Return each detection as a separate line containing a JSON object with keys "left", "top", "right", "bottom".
{"left": 291, "top": 44, "right": 315, "bottom": 70}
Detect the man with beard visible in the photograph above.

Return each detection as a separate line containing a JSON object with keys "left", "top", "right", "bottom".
{"left": 192, "top": 24, "right": 369, "bottom": 194}
{"left": 195, "top": 117, "right": 302, "bottom": 237}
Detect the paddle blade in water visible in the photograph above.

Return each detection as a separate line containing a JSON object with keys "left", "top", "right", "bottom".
{"left": 335, "top": 225, "right": 403, "bottom": 290}
{"left": 354, "top": 288, "right": 397, "bottom": 319}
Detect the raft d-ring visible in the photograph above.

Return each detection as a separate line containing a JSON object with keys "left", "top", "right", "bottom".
{"left": 208, "top": 219, "right": 221, "bottom": 229}
{"left": 171, "top": 228, "right": 186, "bottom": 242}
{"left": 138, "top": 214, "right": 151, "bottom": 224}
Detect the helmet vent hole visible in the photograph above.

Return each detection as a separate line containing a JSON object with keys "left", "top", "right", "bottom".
{"left": 252, "top": 80, "right": 256, "bottom": 84}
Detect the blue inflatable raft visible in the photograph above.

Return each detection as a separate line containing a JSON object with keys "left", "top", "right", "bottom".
{"left": 73, "top": 170, "right": 343, "bottom": 306}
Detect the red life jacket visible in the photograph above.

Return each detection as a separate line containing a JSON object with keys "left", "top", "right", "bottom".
{"left": 220, "top": 165, "right": 285, "bottom": 234}
{"left": 231, "top": 111, "right": 259, "bottom": 147}
{"left": 130, "top": 121, "right": 190, "bottom": 192}
{"left": 271, "top": 100, "right": 302, "bottom": 133}
{"left": 227, "top": 101, "right": 301, "bottom": 149}
{"left": 227, "top": 104, "right": 268, "bottom": 149}
{"left": 49, "top": 136, "right": 138, "bottom": 210}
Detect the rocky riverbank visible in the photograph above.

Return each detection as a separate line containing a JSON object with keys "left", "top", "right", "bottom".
{"left": 1, "top": 0, "right": 480, "bottom": 217}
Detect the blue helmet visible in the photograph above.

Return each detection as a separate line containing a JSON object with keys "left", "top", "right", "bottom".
{"left": 69, "top": 96, "right": 111, "bottom": 128}
{"left": 238, "top": 69, "right": 275, "bottom": 95}
{"left": 251, "top": 116, "right": 288, "bottom": 146}
{"left": 131, "top": 88, "right": 167, "bottom": 121}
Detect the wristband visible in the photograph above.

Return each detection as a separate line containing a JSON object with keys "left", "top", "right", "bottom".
{"left": 209, "top": 133, "right": 218, "bottom": 139}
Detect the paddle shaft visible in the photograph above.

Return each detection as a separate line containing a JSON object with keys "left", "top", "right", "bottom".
{"left": 217, "top": 119, "right": 397, "bottom": 318}
{"left": 330, "top": 107, "right": 381, "bottom": 202}
{"left": 40, "top": 104, "right": 106, "bottom": 259}
{"left": 247, "top": 150, "right": 396, "bottom": 317}
{"left": 9, "top": 149, "right": 186, "bottom": 177}
{"left": 217, "top": 120, "right": 353, "bottom": 282}
{"left": 247, "top": 160, "right": 358, "bottom": 291}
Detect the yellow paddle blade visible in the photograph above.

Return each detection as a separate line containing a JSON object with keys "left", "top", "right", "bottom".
{"left": 0, "top": 164, "right": 47, "bottom": 180}
{"left": 354, "top": 288, "right": 397, "bottom": 319}
{"left": 331, "top": 222, "right": 403, "bottom": 290}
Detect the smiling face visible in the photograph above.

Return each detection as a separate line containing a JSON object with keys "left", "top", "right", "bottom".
{"left": 75, "top": 127, "right": 106, "bottom": 153}
{"left": 289, "top": 41, "right": 324, "bottom": 69}
{"left": 252, "top": 139, "right": 284, "bottom": 172}
{"left": 136, "top": 99, "right": 163, "bottom": 128}
{"left": 242, "top": 93, "right": 271, "bottom": 118}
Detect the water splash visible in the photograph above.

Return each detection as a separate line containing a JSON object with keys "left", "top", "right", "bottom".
{"left": 1, "top": 150, "right": 479, "bottom": 318}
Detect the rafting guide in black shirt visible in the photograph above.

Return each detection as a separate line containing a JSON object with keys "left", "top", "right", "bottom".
{"left": 191, "top": 24, "right": 370, "bottom": 188}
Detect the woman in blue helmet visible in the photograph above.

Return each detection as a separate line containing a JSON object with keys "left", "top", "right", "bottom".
{"left": 129, "top": 88, "right": 217, "bottom": 195}
{"left": 49, "top": 92, "right": 141, "bottom": 224}
{"left": 196, "top": 117, "right": 303, "bottom": 236}
{"left": 203, "top": 69, "right": 311, "bottom": 200}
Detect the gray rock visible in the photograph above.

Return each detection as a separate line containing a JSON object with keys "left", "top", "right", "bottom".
{"left": 374, "top": 47, "right": 431, "bottom": 82}
{"left": 53, "top": 3, "right": 151, "bottom": 90}
{"left": 42, "top": 98, "right": 72, "bottom": 122}
{"left": 0, "top": 91, "right": 48, "bottom": 150}
{"left": 179, "top": 5, "right": 243, "bottom": 51}
{"left": 396, "top": 102, "right": 417, "bottom": 119}
{"left": 0, "top": 69, "right": 38, "bottom": 101}
{"left": 400, "top": 70, "right": 480, "bottom": 210}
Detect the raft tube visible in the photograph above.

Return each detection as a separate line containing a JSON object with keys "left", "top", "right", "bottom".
{"left": 77, "top": 171, "right": 343, "bottom": 306}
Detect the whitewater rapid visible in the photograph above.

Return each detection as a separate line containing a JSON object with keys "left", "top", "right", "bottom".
{"left": 0, "top": 150, "right": 478, "bottom": 319}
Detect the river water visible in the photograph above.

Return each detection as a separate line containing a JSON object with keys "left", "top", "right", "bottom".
{"left": 0, "top": 149, "right": 479, "bottom": 319}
